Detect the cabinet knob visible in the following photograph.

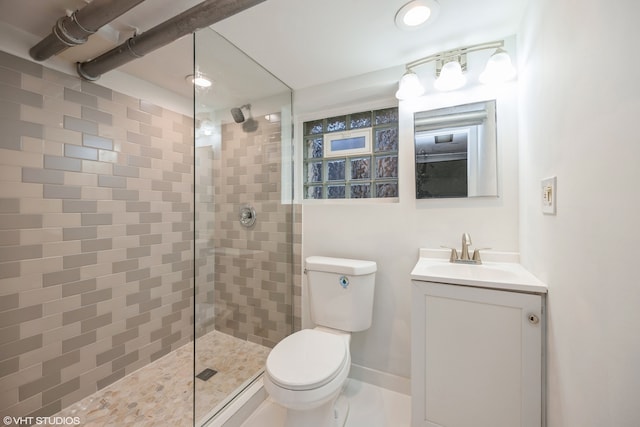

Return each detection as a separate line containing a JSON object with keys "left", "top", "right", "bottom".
{"left": 527, "top": 314, "right": 540, "bottom": 325}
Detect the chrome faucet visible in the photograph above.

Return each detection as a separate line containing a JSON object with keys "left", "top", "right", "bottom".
{"left": 442, "top": 233, "right": 488, "bottom": 265}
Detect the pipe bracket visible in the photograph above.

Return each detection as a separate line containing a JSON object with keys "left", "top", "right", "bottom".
{"left": 126, "top": 38, "right": 145, "bottom": 58}
{"left": 53, "top": 12, "right": 96, "bottom": 47}
{"left": 76, "top": 62, "right": 100, "bottom": 81}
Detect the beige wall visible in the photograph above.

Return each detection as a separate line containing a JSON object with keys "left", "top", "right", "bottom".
{"left": 0, "top": 51, "right": 193, "bottom": 418}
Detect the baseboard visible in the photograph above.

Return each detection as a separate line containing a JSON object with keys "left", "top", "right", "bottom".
{"left": 348, "top": 363, "right": 411, "bottom": 396}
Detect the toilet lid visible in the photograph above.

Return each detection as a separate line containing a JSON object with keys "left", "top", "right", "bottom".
{"left": 266, "top": 329, "right": 348, "bottom": 391}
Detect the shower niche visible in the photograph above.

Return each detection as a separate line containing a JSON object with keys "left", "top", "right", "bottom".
{"left": 194, "top": 28, "right": 296, "bottom": 425}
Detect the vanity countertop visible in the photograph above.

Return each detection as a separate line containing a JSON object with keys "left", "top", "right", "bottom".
{"left": 411, "top": 248, "right": 548, "bottom": 294}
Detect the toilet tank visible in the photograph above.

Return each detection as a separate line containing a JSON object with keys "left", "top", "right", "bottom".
{"left": 305, "top": 256, "right": 377, "bottom": 332}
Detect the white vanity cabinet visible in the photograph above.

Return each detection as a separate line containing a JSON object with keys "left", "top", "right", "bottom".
{"left": 410, "top": 253, "right": 547, "bottom": 427}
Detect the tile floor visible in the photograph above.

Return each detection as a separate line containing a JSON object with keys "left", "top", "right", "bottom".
{"left": 47, "top": 331, "right": 269, "bottom": 427}
{"left": 239, "top": 379, "right": 411, "bottom": 427}
{"left": 43, "top": 331, "right": 409, "bottom": 427}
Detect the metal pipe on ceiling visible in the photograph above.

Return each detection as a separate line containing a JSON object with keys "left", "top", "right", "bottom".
{"left": 29, "top": 0, "right": 147, "bottom": 62}
{"left": 77, "top": 0, "right": 266, "bottom": 81}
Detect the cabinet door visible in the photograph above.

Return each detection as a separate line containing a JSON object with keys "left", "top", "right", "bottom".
{"left": 412, "top": 281, "right": 543, "bottom": 427}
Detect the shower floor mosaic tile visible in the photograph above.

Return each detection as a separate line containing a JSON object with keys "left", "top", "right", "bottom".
{"left": 46, "top": 331, "right": 269, "bottom": 427}
{"left": 194, "top": 331, "right": 270, "bottom": 422}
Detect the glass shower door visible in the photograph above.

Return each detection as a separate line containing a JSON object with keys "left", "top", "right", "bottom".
{"left": 193, "top": 27, "right": 294, "bottom": 425}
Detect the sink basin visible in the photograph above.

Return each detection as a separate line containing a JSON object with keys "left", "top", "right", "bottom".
{"left": 424, "top": 263, "right": 520, "bottom": 282}
{"left": 411, "top": 250, "right": 547, "bottom": 293}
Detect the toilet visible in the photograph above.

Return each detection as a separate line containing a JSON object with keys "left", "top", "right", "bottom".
{"left": 264, "top": 256, "right": 377, "bottom": 427}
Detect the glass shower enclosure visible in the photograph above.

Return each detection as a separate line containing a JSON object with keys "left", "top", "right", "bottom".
{"left": 193, "top": 28, "right": 295, "bottom": 425}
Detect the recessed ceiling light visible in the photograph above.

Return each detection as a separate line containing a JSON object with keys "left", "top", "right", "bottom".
{"left": 395, "top": 0, "right": 440, "bottom": 30}
{"left": 404, "top": 5, "right": 430, "bottom": 26}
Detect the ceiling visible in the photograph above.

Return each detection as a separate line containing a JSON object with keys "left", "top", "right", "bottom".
{"left": 0, "top": 0, "right": 529, "bottom": 108}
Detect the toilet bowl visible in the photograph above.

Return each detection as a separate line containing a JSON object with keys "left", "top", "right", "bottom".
{"left": 264, "top": 256, "right": 377, "bottom": 427}
{"left": 264, "top": 328, "right": 351, "bottom": 427}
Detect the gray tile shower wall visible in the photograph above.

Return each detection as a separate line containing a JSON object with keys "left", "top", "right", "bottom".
{"left": 206, "top": 117, "right": 300, "bottom": 348}
{"left": 194, "top": 142, "right": 216, "bottom": 339}
{"left": 0, "top": 51, "right": 194, "bottom": 418}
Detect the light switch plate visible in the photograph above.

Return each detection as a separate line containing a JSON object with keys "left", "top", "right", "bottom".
{"left": 541, "top": 176, "right": 556, "bottom": 215}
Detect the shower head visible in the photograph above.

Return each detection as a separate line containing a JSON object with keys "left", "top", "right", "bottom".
{"left": 230, "top": 107, "right": 245, "bottom": 123}
{"left": 230, "top": 104, "right": 251, "bottom": 124}
{"left": 242, "top": 118, "right": 259, "bottom": 132}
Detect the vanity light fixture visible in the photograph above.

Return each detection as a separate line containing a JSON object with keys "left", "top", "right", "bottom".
{"left": 395, "top": 69, "right": 425, "bottom": 100}
{"left": 479, "top": 47, "right": 517, "bottom": 84}
{"left": 395, "top": 40, "right": 516, "bottom": 100}
{"left": 395, "top": 0, "right": 440, "bottom": 30}
{"left": 434, "top": 60, "right": 466, "bottom": 91}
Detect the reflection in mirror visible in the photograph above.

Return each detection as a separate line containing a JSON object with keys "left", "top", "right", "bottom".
{"left": 414, "top": 100, "right": 498, "bottom": 198}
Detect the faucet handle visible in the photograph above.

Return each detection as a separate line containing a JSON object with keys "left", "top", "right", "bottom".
{"left": 472, "top": 247, "right": 491, "bottom": 263}
{"left": 440, "top": 245, "right": 459, "bottom": 262}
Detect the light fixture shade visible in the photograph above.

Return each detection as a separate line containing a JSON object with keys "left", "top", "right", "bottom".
{"left": 434, "top": 60, "right": 466, "bottom": 91}
{"left": 395, "top": 70, "right": 425, "bottom": 100}
{"left": 479, "top": 48, "right": 517, "bottom": 84}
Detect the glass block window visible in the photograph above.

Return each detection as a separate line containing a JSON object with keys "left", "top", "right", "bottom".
{"left": 350, "top": 157, "right": 370, "bottom": 180}
{"left": 375, "top": 127, "right": 398, "bottom": 152}
{"left": 326, "top": 115, "right": 347, "bottom": 132}
{"left": 351, "top": 184, "right": 371, "bottom": 198}
{"left": 375, "top": 156, "right": 398, "bottom": 178}
{"left": 307, "top": 137, "right": 323, "bottom": 158}
{"left": 327, "top": 185, "right": 346, "bottom": 199}
{"left": 306, "top": 162, "right": 322, "bottom": 183}
{"left": 350, "top": 112, "right": 372, "bottom": 129}
{"left": 304, "top": 119, "right": 323, "bottom": 135}
{"left": 303, "top": 107, "right": 398, "bottom": 199}
{"left": 327, "top": 160, "right": 346, "bottom": 181}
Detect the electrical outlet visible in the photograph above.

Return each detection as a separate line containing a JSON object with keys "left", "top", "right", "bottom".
{"left": 541, "top": 176, "right": 557, "bottom": 215}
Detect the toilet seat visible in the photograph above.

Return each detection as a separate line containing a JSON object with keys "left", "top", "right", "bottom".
{"left": 266, "top": 329, "right": 348, "bottom": 391}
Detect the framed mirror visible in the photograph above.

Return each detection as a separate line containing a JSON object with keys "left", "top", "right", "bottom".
{"left": 414, "top": 100, "right": 498, "bottom": 198}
